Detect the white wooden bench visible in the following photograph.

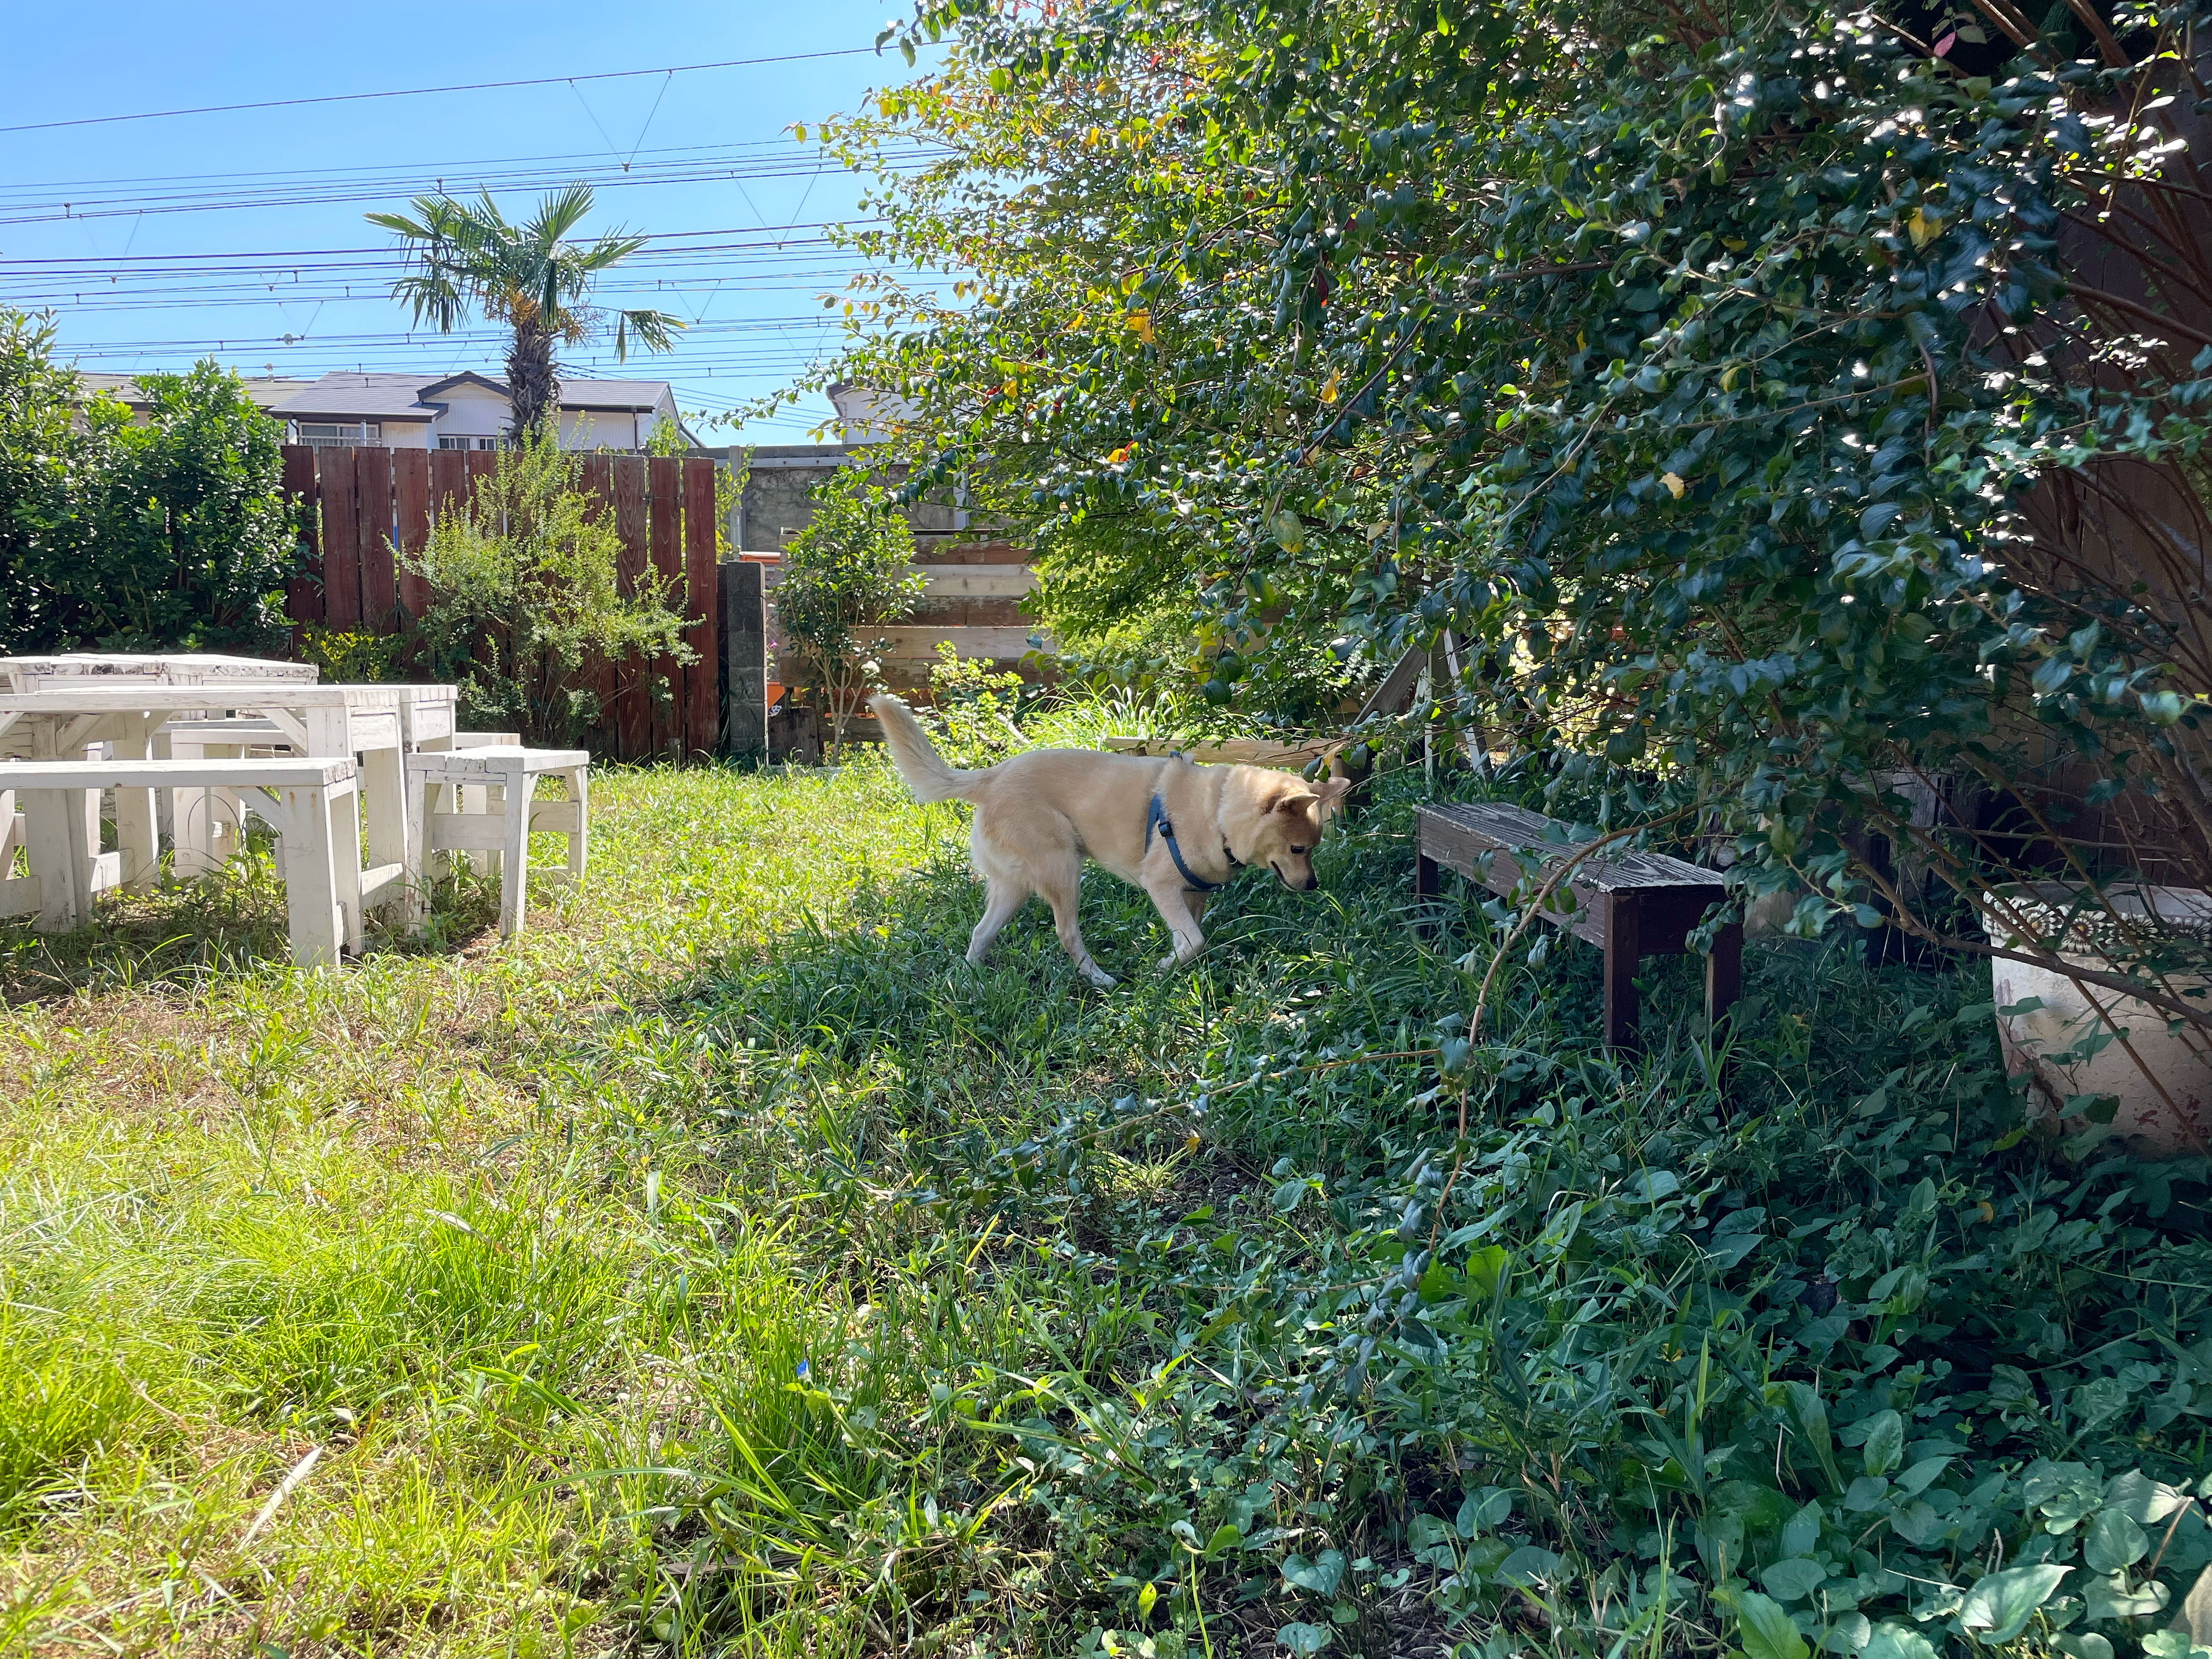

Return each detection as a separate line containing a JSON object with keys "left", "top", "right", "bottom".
{"left": 405, "top": 747, "right": 589, "bottom": 938}
{"left": 0, "top": 757, "right": 363, "bottom": 966}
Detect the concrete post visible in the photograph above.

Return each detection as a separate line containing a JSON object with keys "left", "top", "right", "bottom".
{"left": 720, "top": 558, "right": 768, "bottom": 758}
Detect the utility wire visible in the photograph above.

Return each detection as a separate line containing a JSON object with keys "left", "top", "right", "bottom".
{"left": 0, "top": 46, "right": 928, "bottom": 136}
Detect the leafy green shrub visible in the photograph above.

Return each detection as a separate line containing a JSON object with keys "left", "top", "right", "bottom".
{"left": 294, "top": 623, "right": 399, "bottom": 685}
{"left": 921, "top": 641, "right": 1030, "bottom": 767}
{"left": 775, "top": 467, "right": 923, "bottom": 754}
{"left": 0, "top": 312, "right": 302, "bottom": 653}
{"left": 405, "top": 426, "right": 691, "bottom": 743}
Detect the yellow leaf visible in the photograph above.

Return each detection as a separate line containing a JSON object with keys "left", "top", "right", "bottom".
{"left": 1576, "top": 330, "right": 1586, "bottom": 351}
{"left": 1661, "top": 472, "right": 1686, "bottom": 499}
{"left": 1320, "top": 366, "right": 1342, "bottom": 404}
{"left": 1722, "top": 236, "right": 1746, "bottom": 251}
{"left": 1908, "top": 207, "right": 1941, "bottom": 249}
{"left": 1127, "top": 311, "right": 1155, "bottom": 345}
{"left": 1721, "top": 365, "right": 1740, "bottom": 391}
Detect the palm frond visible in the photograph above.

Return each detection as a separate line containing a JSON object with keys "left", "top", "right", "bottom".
{"left": 612, "top": 309, "right": 685, "bottom": 360}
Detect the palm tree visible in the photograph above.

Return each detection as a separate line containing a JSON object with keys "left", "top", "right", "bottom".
{"left": 366, "top": 185, "right": 682, "bottom": 435}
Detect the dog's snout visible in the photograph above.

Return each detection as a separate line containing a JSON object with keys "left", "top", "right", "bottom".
{"left": 1303, "top": 873, "right": 1319, "bottom": 891}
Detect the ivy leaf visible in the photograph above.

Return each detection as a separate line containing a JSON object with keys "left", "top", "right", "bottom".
{"left": 1276, "top": 1623, "right": 1333, "bottom": 1656}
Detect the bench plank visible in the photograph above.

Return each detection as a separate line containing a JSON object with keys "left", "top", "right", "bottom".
{"left": 0, "top": 758, "right": 356, "bottom": 788}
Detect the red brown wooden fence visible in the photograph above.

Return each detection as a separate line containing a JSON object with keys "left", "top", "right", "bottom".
{"left": 279, "top": 444, "right": 721, "bottom": 763}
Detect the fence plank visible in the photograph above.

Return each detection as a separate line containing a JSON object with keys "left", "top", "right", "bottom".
{"left": 356, "top": 446, "right": 397, "bottom": 630}
{"left": 393, "top": 450, "right": 432, "bottom": 620}
{"left": 318, "top": 448, "right": 362, "bottom": 629}
{"left": 612, "top": 456, "right": 650, "bottom": 760}
{"left": 429, "top": 448, "right": 470, "bottom": 517}
{"left": 578, "top": 454, "right": 616, "bottom": 750}
{"left": 281, "top": 445, "right": 321, "bottom": 629}
{"left": 647, "top": 456, "right": 683, "bottom": 760}
{"left": 682, "top": 458, "right": 720, "bottom": 758}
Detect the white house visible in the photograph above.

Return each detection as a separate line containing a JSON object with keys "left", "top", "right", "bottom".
{"left": 265, "top": 370, "right": 693, "bottom": 451}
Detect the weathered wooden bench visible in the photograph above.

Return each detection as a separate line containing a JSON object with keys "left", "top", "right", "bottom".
{"left": 405, "top": 746, "right": 590, "bottom": 939}
{"left": 1, "top": 757, "right": 363, "bottom": 965}
{"left": 1415, "top": 801, "right": 1742, "bottom": 1053}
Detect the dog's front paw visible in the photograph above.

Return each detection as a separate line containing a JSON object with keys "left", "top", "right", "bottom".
{"left": 1082, "top": 965, "right": 1118, "bottom": 989}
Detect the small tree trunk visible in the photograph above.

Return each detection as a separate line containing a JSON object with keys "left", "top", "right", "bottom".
{"left": 506, "top": 323, "right": 561, "bottom": 438}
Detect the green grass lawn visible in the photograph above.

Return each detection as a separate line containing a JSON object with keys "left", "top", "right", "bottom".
{"left": 3, "top": 753, "right": 2206, "bottom": 1659}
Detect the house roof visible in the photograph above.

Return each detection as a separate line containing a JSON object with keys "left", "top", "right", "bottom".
{"left": 559, "top": 379, "right": 672, "bottom": 411}
{"left": 78, "top": 372, "right": 314, "bottom": 411}
{"left": 264, "top": 370, "right": 673, "bottom": 420}
{"left": 267, "top": 374, "right": 440, "bottom": 421}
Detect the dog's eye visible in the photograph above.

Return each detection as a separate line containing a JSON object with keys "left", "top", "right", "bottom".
{"left": 1289, "top": 845, "right": 1308, "bottom": 855}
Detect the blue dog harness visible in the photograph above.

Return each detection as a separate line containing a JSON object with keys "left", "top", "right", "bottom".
{"left": 1146, "top": 793, "right": 1239, "bottom": 892}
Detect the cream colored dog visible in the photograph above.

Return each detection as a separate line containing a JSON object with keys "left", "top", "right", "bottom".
{"left": 871, "top": 693, "right": 1348, "bottom": 987}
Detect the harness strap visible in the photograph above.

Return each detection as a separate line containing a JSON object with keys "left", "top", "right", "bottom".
{"left": 1147, "top": 792, "right": 1232, "bottom": 893}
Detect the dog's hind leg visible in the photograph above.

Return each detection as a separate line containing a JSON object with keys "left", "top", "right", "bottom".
{"left": 966, "top": 881, "right": 1026, "bottom": 964}
{"left": 1036, "top": 856, "right": 1116, "bottom": 989}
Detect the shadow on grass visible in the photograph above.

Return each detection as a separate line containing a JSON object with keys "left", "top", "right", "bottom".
{"left": 0, "top": 832, "right": 509, "bottom": 1005}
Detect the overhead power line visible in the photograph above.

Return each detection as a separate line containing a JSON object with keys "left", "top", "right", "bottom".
{"left": 0, "top": 46, "right": 927, "bottom": 136}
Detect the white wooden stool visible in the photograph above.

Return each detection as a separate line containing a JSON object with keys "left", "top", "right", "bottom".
{"left": 404, "top": 746, "right": 589, "bottom": 938}
{"left": 0, "top": 757, "right": 363, "bottom": 966}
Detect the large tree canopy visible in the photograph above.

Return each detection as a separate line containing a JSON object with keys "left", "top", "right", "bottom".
{"left": 803, "top": 0, "right": 2212, "bottom": 1012}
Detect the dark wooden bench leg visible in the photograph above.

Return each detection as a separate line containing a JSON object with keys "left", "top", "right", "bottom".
{"left": 1415, "top": 850, "right": 1442, "bottom": 938}
{"left": 1706, "top": 920, "right": 1743, "bottom": 1035}
{"left": 1604, "top": 891, "right": 1643, "bottom": 1056}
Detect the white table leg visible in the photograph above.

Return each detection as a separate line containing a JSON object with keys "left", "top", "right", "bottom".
{"left": 22, "top": 787, "right": 92, "bottom": 930}
{"left": 264, "top": 781, "right": 342, "bottom": 968}
{"left": 361, "top": 744, "right": 407, "bottom": 913}
{"left": 498, "top": 765, "right": 536, "bottom": 938}
{"left": 113, "top": 715, "right": 159, "bottom": 890}
{"left": 564, "top": 766, "right": 589, "bottom": 881}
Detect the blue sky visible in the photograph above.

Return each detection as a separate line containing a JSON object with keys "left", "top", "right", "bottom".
{"left": 0, "top": 1, "right": 943, "bottom": 439}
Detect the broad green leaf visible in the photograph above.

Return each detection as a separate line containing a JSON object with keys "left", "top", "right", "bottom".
{"left": 1465, "top": 1246, "right": 1510, "bottom": 1297}
{"left": 1276, "top": 1622, "right": 1333, "bottom": 1656}
{"left": 1271, "top": 1177, "right": 1306, "bottom": 1214}
{"left": 1457, "top": 1486, "right": 1513, "bottom": 1537}
{"left": 1862, "top": 1623, "right": 1937, "bottom": 1659}
{"left": 1960, "top": 1564, "right": 2069, "bottom": 1645}
{"left": 2084, "top": 1509, "right": 2148, "bottom": 1573}
{"left": 1282, "top": 1549, "right": 1346, "bottom": 1596}
{"left": 1731, "top": 1589, "right": 1810, "bottom": 1659}
{"left": 1496, "top": 1546, "right": 1564, "bottom": 1588}
{"left": 1784, "top": 1383, "right": 1844, "bottom": 1492}
{"left": 1205, "top": 1523, "right": 1243, "bottom": 1555}
{"left": 1760, "top": 1558, "right": 1827, "bottom": 1604}
{"left": 1860, "top": 1410, "right": 1904, "bottom": 1477}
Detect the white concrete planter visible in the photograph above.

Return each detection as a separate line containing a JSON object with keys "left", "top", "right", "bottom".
{"left": 1980, "top": 882, "right": 2212, "bottom": 1158}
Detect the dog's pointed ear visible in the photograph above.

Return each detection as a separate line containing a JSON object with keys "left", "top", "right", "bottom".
{"left": 1273, "top": 791, "right": 1319, "bottom": 815}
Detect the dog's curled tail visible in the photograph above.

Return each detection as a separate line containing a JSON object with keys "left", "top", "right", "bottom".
{"left": 869, "top": 693, "right": 984, "bottom": 803}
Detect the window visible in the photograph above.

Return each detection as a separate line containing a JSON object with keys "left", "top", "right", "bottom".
{"left": 437, "top": 436, "right": 501, "bottom": 451}
{"left": 296, "top": 421, "right": 381, "bottom": 448}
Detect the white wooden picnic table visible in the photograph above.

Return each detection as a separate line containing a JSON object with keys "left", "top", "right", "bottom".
{"left": 0, "top": 682, "right": 456, "bottom": 914}
{"left": 0, "top": 652, "right": 320, "bottom": 692}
